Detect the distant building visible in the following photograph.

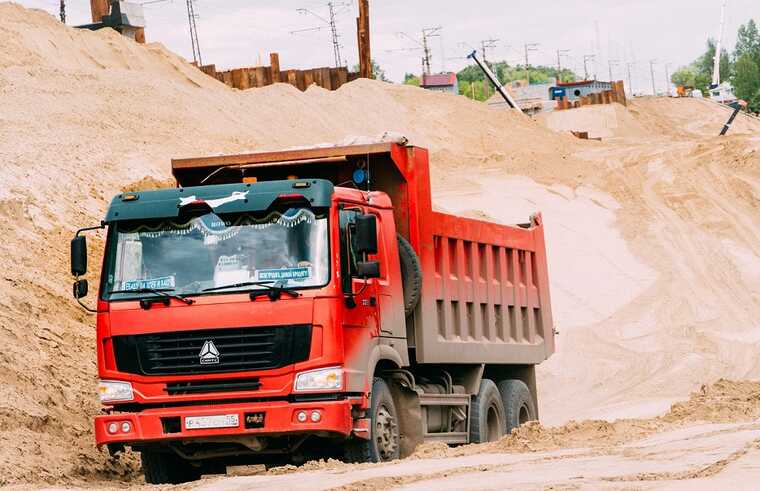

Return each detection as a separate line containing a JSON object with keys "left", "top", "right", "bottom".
{"left": 421, "top": 72, "right": 458, "bottom": 95}
{"left": 549, "top": 80, "right": 613, "bottom": 101}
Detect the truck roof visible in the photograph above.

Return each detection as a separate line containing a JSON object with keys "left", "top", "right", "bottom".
{"left": 104, "top": 179, "right": 334, "bottom": 223}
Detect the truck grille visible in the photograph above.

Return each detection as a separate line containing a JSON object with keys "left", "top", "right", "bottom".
{"left": 112, "top": 325, "right": 312, "bottom": 376}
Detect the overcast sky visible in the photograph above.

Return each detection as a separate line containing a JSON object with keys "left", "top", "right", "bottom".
{"left": 19, "top": 0, "right": 760, "bottom": 94}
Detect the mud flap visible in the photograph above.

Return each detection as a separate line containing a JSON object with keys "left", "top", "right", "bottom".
{"left": 388, "top": 379, "right": 423, "bottom": 458}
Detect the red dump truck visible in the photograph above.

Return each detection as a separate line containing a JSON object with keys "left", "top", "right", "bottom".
{"left": 69, "top": 142, "right": 554, "bottom": 483}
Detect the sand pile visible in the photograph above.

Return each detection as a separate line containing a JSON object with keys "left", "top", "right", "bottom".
{"left": 408, "top": 378, "right": 760, "bottom": 460}
{"left": 1, "top": 2, "right": 759, "bottom": 485}
{"left": 538, "top": 97, "right": 760, "bottom": 140}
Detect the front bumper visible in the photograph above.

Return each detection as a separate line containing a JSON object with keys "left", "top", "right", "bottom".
{"left": 95, "top": 399, "right": 357, "bottom": 446}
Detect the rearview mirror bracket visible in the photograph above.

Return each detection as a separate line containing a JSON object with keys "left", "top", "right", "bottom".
{"left": 71, "top": 222, "right": 105, "bottom": 314}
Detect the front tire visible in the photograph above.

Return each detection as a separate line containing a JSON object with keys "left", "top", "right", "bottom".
{"left": 141, "top": 450, "right": 201, "bottom": 485}
{"left": 344, "top": 378, "right": 400, "bottom": 463}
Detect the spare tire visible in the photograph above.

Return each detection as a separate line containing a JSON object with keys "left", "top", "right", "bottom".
{"left": 397, "top": 234, "right": 422, "bottom": 317}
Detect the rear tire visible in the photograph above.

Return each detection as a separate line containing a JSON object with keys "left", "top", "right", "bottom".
{"left": 141, "top": 450, "right": 201, "bottom": 485}
{"left": 469, "top": 379, "right": 506, "bottom": 443}
{"left": 344, "top": 378, "right": 400, "bottom": 463}
{"left": 497, "top": 379, "right": 536, "bottom": 433}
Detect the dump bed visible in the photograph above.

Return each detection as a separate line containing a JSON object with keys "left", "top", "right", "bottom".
{"left": 172, "top": 141, "right": 554, "bottom": 365}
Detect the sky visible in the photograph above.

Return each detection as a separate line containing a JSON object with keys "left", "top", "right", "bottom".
{"left": 18, "top": 0, "right": 760, "bottom": 94}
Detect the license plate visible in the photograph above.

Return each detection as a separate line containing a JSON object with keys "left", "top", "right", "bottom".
{"left": 185, "top": 414, "right": 239, "bottom": 430}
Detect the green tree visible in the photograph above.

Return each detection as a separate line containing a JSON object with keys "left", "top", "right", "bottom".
{"left": 697, "top": 38, "right": 732, "bottom": 84}
{"left": 735, "top": 19, "right": 760, "bottom": 64}
{"left": 732, "top": 53, "right": 760, "bottom": 101}
{"left": 403, "top": 72, "right": 420, "bottom": 86}
{"left": 748, "top": 88, "right": 760, "bottom": 113}
{"left": 671, "top": 66, "right": 698, "bottom": 87}
{"left": 351, "top": 60, "right": 389, "bottom": 82}
{"left": 455, "top": 61, "right": 577, "bottom": 101}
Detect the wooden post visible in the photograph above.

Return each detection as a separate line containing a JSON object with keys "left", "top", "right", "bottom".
{"left": 286, "top": 70, "right": 298, "bottom": 88}
{"left": 90, "top": 0, "right": 110, "bottom": 22}
{"left": 270, "top": 53, "right": 281, "bottom": 83}
{"left": 304, "top": 69, "right": 315, "bottom": 89}
{"left": 357, "top": 0, "right": 371, "bottom": 78}
{"left": 254, "top": 66, "right": 267, "bottom": 88}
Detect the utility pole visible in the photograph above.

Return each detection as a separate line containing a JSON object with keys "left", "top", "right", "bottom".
{"left": 649, "top": 59, "right": 657, "bottom": 96}
{"left": 327, "top": 2, "right": 342, "bottom": 67}
{"left": 556, "top": 49, "right": 570, "bottom": 82}
{"left": 627, "top": 62, "right": 635, "bottom": 95}
{"left": 480, "top": 38, "right": 498, "bottom": 65}
{"left": 608, "top": 59, "right": 618, "bottom": 82}
{"left": 664, "top": 62, "right": 672, "bottom": 96}
{"left": 357, "top": 0, "right": 371, "bottom": 78}
{"left": 583, "top": 54, "right": 595, "bottom": 80}
{"left": 59, "top": 0, "right": 66, "bottom": 23}
{"left": 524, "top": 43, "right": 539, "bottom": 84}
{"left": 185, "top": 0, "right": 202, "bottom": 65}
{"left": 421, "top": 27, "right": 442, "bottom": 75}
{"left": 293, "top": 2, "right": 349, "bottom": 67}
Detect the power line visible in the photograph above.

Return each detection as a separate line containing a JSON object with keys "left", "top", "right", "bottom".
{"left": 397, "top": 27, "right": 441, "bottom": 75}
{"left": 583, "top": 54, "right": 595, "bottom": 80}
{"left": 480, "top": 38, "right": 499, "bottom": 65}
{"left": 524, "top": 43, "right": 539, "bottom": 84}
{"left": 607, "top": 59, "right": 618, "bottom": 82}
{"left": 293, "top": 2, "right": 349, "bottom": 67}
{"left": 185, "top": 0, "right": 202, "bottom": 65}
{"left": 556, "top": 49, "right": 570, "bottom": 82}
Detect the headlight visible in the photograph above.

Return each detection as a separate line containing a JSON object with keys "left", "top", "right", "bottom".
{"left": 294, "top": 367, "right": 343, "bottom": 392}
{"left": 98, "top": 380, "right": 134, "bottom": 403}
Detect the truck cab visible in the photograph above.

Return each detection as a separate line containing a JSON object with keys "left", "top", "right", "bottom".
{"left": 71, "top": 142, "right": 554, "bottom": 483}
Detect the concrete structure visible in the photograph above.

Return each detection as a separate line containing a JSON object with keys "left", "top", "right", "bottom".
{"left": 421, "top": 72, "right": 458, "bottom": 95}
{"left": 549, "top": 80, "right": 613, "bottom": 102}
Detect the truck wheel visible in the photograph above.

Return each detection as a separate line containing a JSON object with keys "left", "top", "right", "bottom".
{"left": 497, "top": 379, "right": 536, "bottom": 433}
{"left": 469, "top": 379, "right": 506, "bottom": 443}
{"left": 344, "top": 378, "right": 400, "bottom": 463}
{"left": 141, "top": 450, "right": 201, "bottom": 484}
{"left": 398, "top": 235, "right": 422, "bottom": 317}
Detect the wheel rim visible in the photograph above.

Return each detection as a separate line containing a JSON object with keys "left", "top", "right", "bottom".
{"left": 375, "top": 404, "right": 399, "bottom": 460}
{"left": 486, "top": 405, "right": 503, "bottom": 442}
{"left": 519, "top": 403, "right": 531, "bottom": 425}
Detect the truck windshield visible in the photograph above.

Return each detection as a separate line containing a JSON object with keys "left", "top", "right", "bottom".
{"left": 103, "top": 207, "right": 329, "bottom": 300}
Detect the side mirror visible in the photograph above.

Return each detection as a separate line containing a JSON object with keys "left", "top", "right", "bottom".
{"left": 354, "top": 214, "right": 378, "bottom": 255}
{"left": 71, "top": 236, "right": 87, "bottom": 276}
{"left": 73, "top": 279, "right": 89, "bottom": 299}
{"left": 356, "top": 260, "right": 381, "bottom": 279}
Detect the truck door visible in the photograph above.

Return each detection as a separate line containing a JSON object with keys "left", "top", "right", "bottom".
{"left": 339, "top": 207, "right": 380, "bottom": 336}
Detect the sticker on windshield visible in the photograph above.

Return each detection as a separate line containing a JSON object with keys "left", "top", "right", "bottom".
{"left": 122, "top": 276, "right": 176, "bottom": 291}
{"left": 256, "top": 267, "right": 312, "bottom": 282}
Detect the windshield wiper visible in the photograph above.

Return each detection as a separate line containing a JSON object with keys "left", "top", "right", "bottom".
{"left": 202, "top": 281, "right": 301, "bottom": 301}
{"left": 202, "top": 281, "right": 273, "bottom": 293}
{"left": 108, "top": 288, "right": 194, "bottom": 305}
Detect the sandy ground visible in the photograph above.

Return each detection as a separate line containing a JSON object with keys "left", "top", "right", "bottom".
{"left": 1, "top": 2, "right": 760, "bottom": 488}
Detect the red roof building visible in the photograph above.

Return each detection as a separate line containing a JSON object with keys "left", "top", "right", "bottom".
{"left": 421, "top": 72, "right": 459, "bottom": 94}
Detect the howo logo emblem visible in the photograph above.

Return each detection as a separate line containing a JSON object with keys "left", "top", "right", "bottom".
{"left": 199, "top": 340, "right": 220, "bottom": 365}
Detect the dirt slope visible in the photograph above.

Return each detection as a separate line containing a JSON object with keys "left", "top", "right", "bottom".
{"left": 0, "top": 2, "right": 759, "bottom": 486}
